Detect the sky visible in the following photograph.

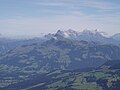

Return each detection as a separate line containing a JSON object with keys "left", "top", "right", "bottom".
{"left": 0, "top": 0, "right": 120, "bottom": 37}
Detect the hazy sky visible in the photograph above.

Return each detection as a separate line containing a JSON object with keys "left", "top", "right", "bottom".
{"left": 0, "top": 0, "right": 120, "bottom": 36}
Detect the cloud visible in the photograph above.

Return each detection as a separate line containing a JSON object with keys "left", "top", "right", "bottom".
{"left": 32, "top": 0, "right": 120, "bottom": 10}
{"left": 26, "top": 0, "right": 120, "bottom": 17}
{"left": 78, "top": 0, "right": 120, "bottom": 10}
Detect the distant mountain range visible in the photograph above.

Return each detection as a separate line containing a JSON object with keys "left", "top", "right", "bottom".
{"left": 0, "top": 29, "right": 120, "bottom": 53}
{"left": 0, "top": 29, "right": 120, "bottom": 73}
{"left": 44, "top": 29, "right": 120, "bottom": 44}
{"left": 0, "top": 37, "right": 45, "bottom": 53}
{"left": 1, "top": 29, "right": 120, "bottom": 43}
{"left": 0, "top": 29, "right": 120, "bottom": 90}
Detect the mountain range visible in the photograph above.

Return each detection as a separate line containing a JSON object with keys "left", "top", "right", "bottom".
{"left": 44, "top": 29, "right": 120, "bottom": 44}
{"left": 0, "top": 29, "right": 120, "bottom": 54}
{"left": 0, "top": 29, "right": 120, "bottom": 90}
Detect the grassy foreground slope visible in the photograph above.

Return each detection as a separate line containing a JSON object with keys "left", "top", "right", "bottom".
{"left": 2, "top": 64, "right": 120, "bottom": 90}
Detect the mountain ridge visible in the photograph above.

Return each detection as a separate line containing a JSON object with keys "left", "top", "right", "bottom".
{"left": 44, "top": 29, "right": 120, "bottom": 45}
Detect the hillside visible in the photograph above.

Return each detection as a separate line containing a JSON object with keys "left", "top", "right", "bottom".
{"left": 0, "top": 37, "right": 120, "bottom": 89}
{"left": 0, "top": 38, "right": 120, "bottom": 74}
{"left": 1, "top": 61, "right": 120, "bottom": 90}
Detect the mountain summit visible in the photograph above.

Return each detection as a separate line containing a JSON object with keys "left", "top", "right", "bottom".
{"left": 55, "top": 29, "right": 78, "bottom": 39}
